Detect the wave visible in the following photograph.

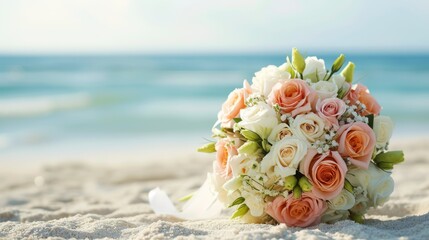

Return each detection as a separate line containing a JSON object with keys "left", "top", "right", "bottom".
{"left": 0, "top": 93, "right": 92, "bottom": 117}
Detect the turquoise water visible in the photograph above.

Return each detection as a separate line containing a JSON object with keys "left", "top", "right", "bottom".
{"left": 0, "top": 54, "right": 428, "bottom": 157}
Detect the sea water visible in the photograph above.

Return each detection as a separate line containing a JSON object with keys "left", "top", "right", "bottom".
{"left": 0, "top": 54, "right": 428, "bottom": 160}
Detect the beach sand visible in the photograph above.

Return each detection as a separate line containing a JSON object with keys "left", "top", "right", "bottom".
{"left": 1, "top": 137, "right": 428, "bottom": 240}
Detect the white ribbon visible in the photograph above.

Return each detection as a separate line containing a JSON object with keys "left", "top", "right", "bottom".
{"left": 148, "top": 174, "right": 223, "bottom": 220}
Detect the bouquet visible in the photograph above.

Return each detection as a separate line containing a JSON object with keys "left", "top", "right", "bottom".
{"left": 195, "top": 48, "right": 405, "bottom": 227}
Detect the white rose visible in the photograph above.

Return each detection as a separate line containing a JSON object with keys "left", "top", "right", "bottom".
{"left": 251, "top": 65, "right": 290, "bottom": 97}
{"left": 328, "top": 189, "right": 356, "bottom": 210}
{"left": 267, "top": 123, "right": 293, "bottom": 145}
{"left": 321, "top": 209, "right": 350, "bottom": 224}
{"left": 346, "top": 167, "right": 371, "bottom": 189}
{"left": 367, "top": 163, "right": 394, "bottom": 207}
{"left": 260, "top": 137, "right": 307, "bottom": 178}
{"left": 238, "top": 102, "right": 279, "bottom": 138}
{"left": 303, "top": 56, "right": 326, "bottom": 82}
{"left": 311, "top": 81, "right": 338, "bottom": 100}
{"left": 346, "top": 163, "right": 394, "bottom": 208}
{"left": 373, "top": 116, "right": 394, "bottom": 148}
{"left": 291, "top": 112, "right": 325, "bottom": 143}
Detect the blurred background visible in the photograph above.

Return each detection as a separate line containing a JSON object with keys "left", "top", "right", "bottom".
{"left": 1, "top": 0, "right": 429, "bottom": 163}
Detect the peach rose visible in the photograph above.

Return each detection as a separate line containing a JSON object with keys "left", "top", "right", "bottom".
{"left": 218, "top": 81, "right": 252, "bottom": 127}
{"left": 214, "top": 139, "right": 238, "bottom": 179}
{"left": 316, "top": 98, "right": 346, "bottom": 130}
{"left": 268, "top": 79, "right": 316, "bottom": 117}
{"left": 266, "top": 193, "right": 327, "bottom": 227}
{"left": 336, "top": 122, "right": 376, "bottom": 169}
{"left": 346, "top": 84, "right": 381, "bottom": 116}
{"left": 300, "top": 149, "right": 347, "bottom": 200}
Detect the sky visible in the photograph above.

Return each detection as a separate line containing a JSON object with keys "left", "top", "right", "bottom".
{"left": 0, "top": 0, "right": 428, "bottom": 54}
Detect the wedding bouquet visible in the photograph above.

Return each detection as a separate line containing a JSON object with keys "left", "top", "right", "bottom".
{"left": 195, "top": 48, "right": 404, "bottom": 227}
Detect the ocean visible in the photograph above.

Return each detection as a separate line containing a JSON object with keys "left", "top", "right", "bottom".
{"left": 1, "top": 54, "right": 428, "bottom": 161}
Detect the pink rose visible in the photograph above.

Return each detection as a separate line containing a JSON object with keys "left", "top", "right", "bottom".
{"left": 268, "top": 79, "right": 316, "bottom": 117}
{"left": 300, "top": 149, "right": 347, "bottom": 200}
{"left": 218, "top": 81, "right": 252, "bottom": 127}
{"left": 217, "top": 89, "right": 246, "bottom": 127}
{"left": 346, "top": 84, "right": 381, "bottom": 116}
{"left": 316, "top": 98, "right": 346, "bottom": 130}
{"left": 266, "top": 193, "right": 327, "bottom": 227}
{"left": 214, "top": 139, "right": 238, "bottom": 179}
{"left": 336, "top": 122, "right": 376, "bottom": 169}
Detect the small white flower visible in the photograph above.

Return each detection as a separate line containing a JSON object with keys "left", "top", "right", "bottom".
{"left": 351, "top": 186, "right": 369, "bottom": 215}
{"left": 229, "top": 154, "right": 260, "bottom": 178}
{"left": 241, "top": 190, "right": 265, "bottom": 217}
{"left": 223, "top": 176, "right": 243, "bottom": 192}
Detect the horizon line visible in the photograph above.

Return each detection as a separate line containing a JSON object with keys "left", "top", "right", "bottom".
{"left": 1, "top": 49, "right": 429, "bottom": 57}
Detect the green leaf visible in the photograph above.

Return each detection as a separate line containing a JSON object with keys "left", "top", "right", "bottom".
{"left": 228, "top": 197, "right": 245, "bottom": 208}
{"left": 367, "top": 114, "right": 374, "bottom": 129}
{"left": 238, "top": 141, "right": 261, "bottom": 155}
{"left": 178, "top": 193, "right": 193, "bottom": 202}
{"left": 344, "top": 179, "right": 354, "bottom": 193}
{"left": 261, "top": 139, "right": 271, "bottom": 152}
{"left": 376, "top": 162, "right": 394, "bottom": 170}
{"left": 350, "top": 212, "right": 365, "bottom": 224}
{"left": 374, "top": 150, "right": 404, "bottom": 165}
{"left": 233, "top": 118, "right": 242, "bottom": 123}
{"left": 221, "top": 127, "right": 234, "bottom": 133}
{"left": 240, "top": 129, "right": 262, "bottom": 142}
{"left": 197, "top": 142, "right": 216, "bottom": 153}
{"left": 231, "top": 204, "right": 249, "bottom": 219}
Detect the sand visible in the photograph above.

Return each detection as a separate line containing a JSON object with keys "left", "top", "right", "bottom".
{"left": 1, "top": 137, "right": 428, "bottom": 240}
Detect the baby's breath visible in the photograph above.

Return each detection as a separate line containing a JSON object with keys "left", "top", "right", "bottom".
{"left": 245, "top": 95, "right": 266, "bottom": 107}
{"left": 311, "top": 129, "right": 338, "bottom": 153}
{"left": 339, "top": 101, "right": 369, "bottom": 124}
